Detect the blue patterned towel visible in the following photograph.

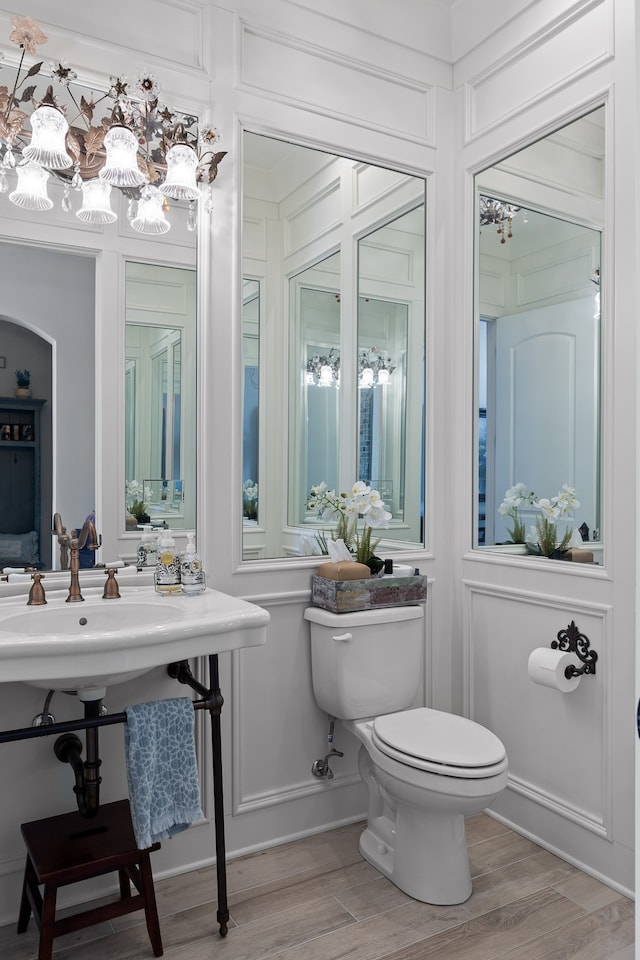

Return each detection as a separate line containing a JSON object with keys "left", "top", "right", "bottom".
{"left": 124, "top": 697, "right": 204, "bottom": 850}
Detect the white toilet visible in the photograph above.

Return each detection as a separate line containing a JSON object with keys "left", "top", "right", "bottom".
{"left": 305, "top": 603, "right": 508, "bottom": 905}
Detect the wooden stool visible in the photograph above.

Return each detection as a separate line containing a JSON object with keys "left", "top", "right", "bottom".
{"left": 17, "top": 799, "right": 163, "bottom": 960}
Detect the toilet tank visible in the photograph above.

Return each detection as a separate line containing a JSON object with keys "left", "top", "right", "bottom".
{"left": 304, "top": 605, "right": 424, "bottom": 720}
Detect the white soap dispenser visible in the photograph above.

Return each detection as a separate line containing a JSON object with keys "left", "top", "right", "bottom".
{"left": 181, "top": 531, "right": 206, "bottom": 595}
{"left": 155, "top": 528, "right": 181, "bottom": 595}
{"left": 137, "top": 524, "right": 157, "bottom": 569}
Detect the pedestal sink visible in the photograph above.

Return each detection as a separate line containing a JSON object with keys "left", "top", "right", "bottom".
{"left": 0, "top": 583, "right": 269, "bottom": 696}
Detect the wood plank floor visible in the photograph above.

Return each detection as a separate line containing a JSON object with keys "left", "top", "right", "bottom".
{"left": 0, "top": 814, "right": 633, "bottom": 959}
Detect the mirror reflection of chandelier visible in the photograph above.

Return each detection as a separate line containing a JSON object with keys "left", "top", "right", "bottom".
{"left": 358, "top": 347, "right": 395, "bottom": 388}
{"left": 305, "top": 346, "right": 396, "bottom": 388}
{"left": 479, "top": 195, "right": 520, "bottom": 244}
{"left": 0, "top": 15, "right": 226, "bottom": 233}
{"left": 305, "top": 349, "right": 341, "bottom": 387}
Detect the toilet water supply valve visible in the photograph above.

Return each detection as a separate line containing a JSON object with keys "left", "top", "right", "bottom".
{"left": 312, "top": 717, "right": 344, "bottom": 779}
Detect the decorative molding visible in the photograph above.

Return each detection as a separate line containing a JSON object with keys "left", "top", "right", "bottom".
{"left": 462, "top": 580, "right": 612, "bottom": 838}
{"left": 464, "top": 0, "right": 613, "bottom": 143}
{"left": 284, "top": 180, "right": 341, "bottom": 258}
{"left": 507, "top": 772, "right": 608, "bottom": 838}
{"left": 516, "top": 251, "right": 595, "bottom": 307}
{"left": 479, "top": 268, "right": 507, "bottom": 311}
{"left": 352, "top": 164, "right": 417, "bottom": 215}
{"left": 242, "top": 216, "right": 269, "bottom": 262}
{"left": 233, "top": 773, "right": 362, "bottom": 816}
{"left": 239, "top": 22, "right": 434, "bottom": 146}
{"left": 359, "top": 242, "right": 414, "bottom": 287}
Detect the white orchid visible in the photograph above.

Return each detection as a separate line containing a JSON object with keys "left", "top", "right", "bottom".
{"left": 498, "top": 482, "right": 536, "bottom": 542}
{"left": 531, "top": 485, "right": 580, "bottom": 557}
{"left": 365, "top": 504, "right": 393, "bottom": 528}
{"left": 306, "top": 479, "right": 392, "bottom": 561}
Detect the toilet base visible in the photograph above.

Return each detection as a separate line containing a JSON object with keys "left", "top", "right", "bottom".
{"left": 359, "top": 808, "right": 472, "bottom": 905}
{"left": 350, "top": 726, "right": 506, "bottom": 906}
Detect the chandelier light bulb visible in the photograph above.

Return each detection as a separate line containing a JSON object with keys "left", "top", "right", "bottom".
{"left": 359, "top": 367, "right": 374, "bottom": 388}
{"left": 377, "top": 367, "right": 390, "bottom": 385}
{"left": 9, "top": 160, "right": 53, "bottom": 211}
{"left": 76, "top": 179, "right": 117, "bottom": 224}
{"left": 318, "top": 364, "right": 334, "bottom": 387}
{"left": 23, "top": 104, "right": 73, "bottom": 169}
{"left": 131, "top": 185, "right": 170, "bottom": 234}
{"left": 100, "top": 125, "right": 146, "bottom": 188}
{"left": 160, "top": 142, "right": 199, "bottom": 200}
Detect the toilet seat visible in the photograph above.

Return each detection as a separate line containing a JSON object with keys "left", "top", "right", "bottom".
{"left": 372, "top": 707, "right": 507, "bottom": 779}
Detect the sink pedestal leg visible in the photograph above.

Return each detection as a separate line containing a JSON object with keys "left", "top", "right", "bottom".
{"left": 167, "top": 655, "right": 229, "bottom": 937}
{"left": 208, "top": 654, "right": 229, "bottom": 937}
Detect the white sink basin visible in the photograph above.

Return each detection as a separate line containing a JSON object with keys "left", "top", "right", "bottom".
{"left": 0, "top": 585, "right": 269, "bottom": 695}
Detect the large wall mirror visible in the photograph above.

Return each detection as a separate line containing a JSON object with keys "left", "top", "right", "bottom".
{"left": 242, "top": 131, "right": 426, "bottom": 560}
{"left": 125, "top": 262, "right": 196, "bottom": 531}
{"left": 474, "top": 106, "right": 604, "bottom": 554}
{"left": 0, "top": 67, "right": 197, "bottom": 569}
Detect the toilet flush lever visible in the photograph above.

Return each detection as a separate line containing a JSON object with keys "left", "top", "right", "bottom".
{"left": 332, "top": 632, "right": 353, "bottom": 642}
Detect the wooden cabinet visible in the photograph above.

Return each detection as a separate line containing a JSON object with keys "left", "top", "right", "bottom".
{"left": 0, "top": 398, "right": 46, "bottom": 566}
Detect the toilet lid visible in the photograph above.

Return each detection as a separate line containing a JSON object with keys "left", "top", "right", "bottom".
{"left": 373, "top": 708, "right": 506, "bottom": 770}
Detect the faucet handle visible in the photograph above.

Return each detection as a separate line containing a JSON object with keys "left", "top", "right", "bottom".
{"left": 103, "top": 568, "right": 121, "bottom": 600}
{"left": 27, "top": 572, "right": 46, "bottom": 606}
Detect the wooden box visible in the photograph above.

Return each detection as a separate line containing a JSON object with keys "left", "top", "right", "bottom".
{"left": 311, "top": 574, "right": 427, "bottom": 613}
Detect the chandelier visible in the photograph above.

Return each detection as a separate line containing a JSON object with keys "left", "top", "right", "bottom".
{"left": 306, "top": 349, "right": 341, "bottom": 387}
{"left": 358, "top": 347, "right": 395, "bottom": 388}
{"left": 0, "top": 15, "right": 226, "bottom": 233}
{"left": 304, "top": 346, "right": 395, "bottom": 388}
{"left": 479, "top": 195, "right": 520, "bottom": 244}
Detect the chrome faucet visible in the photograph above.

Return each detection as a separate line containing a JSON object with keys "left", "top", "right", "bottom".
{"left": 53, "top": 513, "right": 100, "bottom": 602}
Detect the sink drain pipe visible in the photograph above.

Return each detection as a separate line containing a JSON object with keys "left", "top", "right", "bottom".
{"left": 53, "top": 698, "right": 103, "bottom": 818}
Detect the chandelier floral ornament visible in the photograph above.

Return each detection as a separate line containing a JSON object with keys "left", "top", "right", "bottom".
{"left": 0, "top": 15, "right": 226, "bottom": 232}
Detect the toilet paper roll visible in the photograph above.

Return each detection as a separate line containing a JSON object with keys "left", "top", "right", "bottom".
{"left": 391, "top": 564, "right": 415, "bottom": 577}
{"left": 527, "top": 647, "right": 581, "bottom": 693}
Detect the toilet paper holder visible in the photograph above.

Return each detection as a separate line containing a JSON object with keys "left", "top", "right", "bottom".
{"left": 551, "top": 620, "right": 598, "bottom": 678}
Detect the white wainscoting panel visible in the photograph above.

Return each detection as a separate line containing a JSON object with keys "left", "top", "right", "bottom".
{"left": 465, "top": 0, "right": 613, "bottom": 140}
{"left": 229, "top": 597, "right": 362, "bottom": 816}
{"left": 239, "top": 23, "right": 434, "bottom": 144}
{"left": 464, "top": 582, "right": 611, "bottom": 839}
{"left": 516, "top": 252, "right": 595, "bottom": 308}
{"left": 352, "top": 164, "right": 412, "bottom": 214}
{"left": 284, "top": 181, "right": 342, "bottom": 258}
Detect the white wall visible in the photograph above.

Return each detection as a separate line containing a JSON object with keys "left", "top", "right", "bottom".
{"left": 0, "top": 0, "right": 635, "bottom": 928}
{"left": 452, "top": 0, "right": 636, "bottom": 893}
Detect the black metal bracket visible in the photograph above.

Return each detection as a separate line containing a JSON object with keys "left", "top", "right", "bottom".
{"left": 551, "top": 620, "right": 598, "bottom": 678}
